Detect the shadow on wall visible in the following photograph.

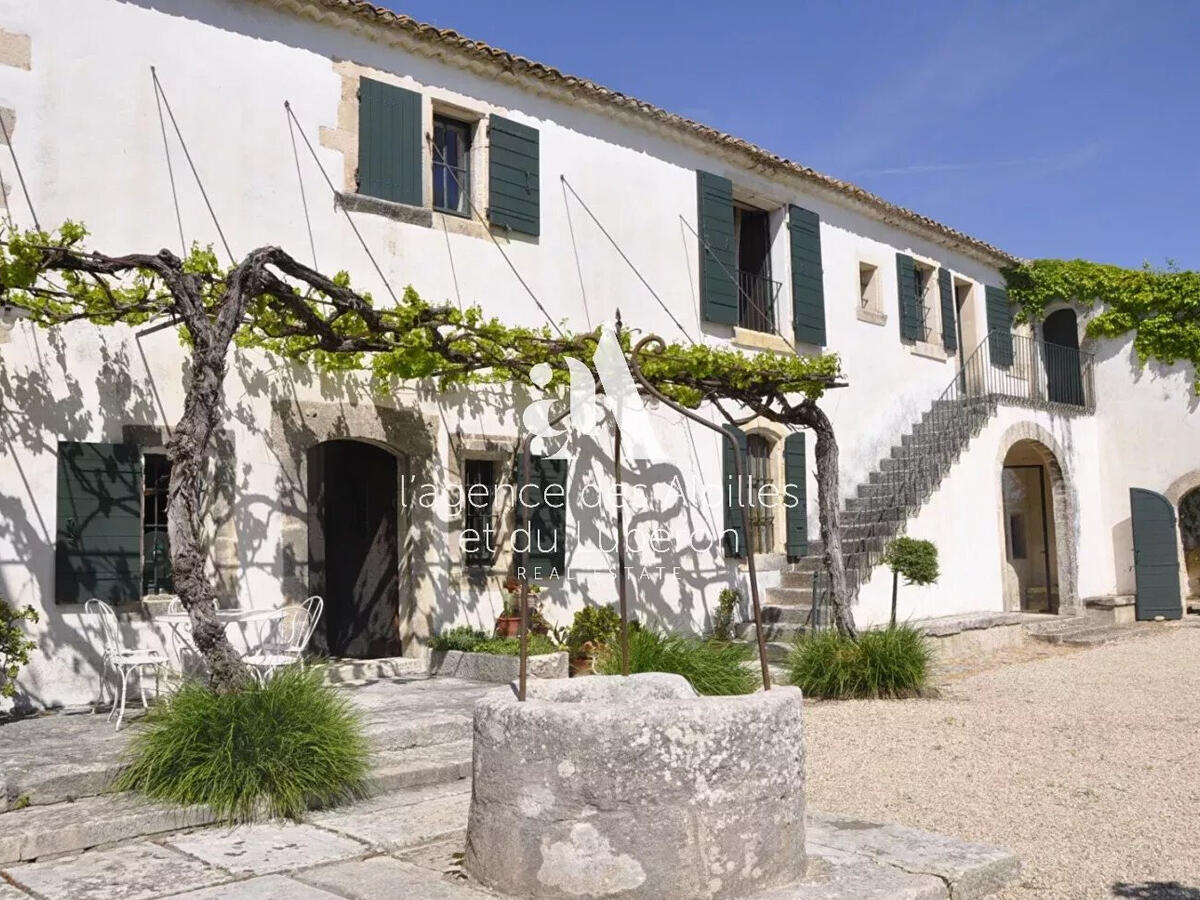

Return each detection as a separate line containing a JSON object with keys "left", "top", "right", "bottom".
{"left": 1112, "top": 882, "right": 1200, "bottom": 899}
{"left": 1111, "top": 516, "right": 1135, "bottom": 596}
{"left": 1093, "top": 337, "right": 1200, "bottom": 415}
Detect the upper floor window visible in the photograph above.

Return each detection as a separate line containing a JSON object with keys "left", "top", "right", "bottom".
{"left": 913, "top": 260, "right": 937, "bottom": 343}
{"left": 432, "top": 115, "right": 471, "bottom": 216}
{"left": 734, "top": 206, "right": 777, "bottom": 333}
{"left": 462, "top": 458, "right": 497, "bottom": 567}
{"left": 857, "top": 261, "right": 884, "bottom": 323}
{"left": 142, "top": 453, "right": 173, "bottom": 595}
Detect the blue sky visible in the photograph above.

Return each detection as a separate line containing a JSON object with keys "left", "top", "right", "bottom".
{"left": 383, "top": 0, "right": 1199, "bottom": 268}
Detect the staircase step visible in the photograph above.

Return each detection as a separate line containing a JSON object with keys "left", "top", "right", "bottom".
{"left": 737, "top": 623, "right": 804, "bottom": 644}
{"left": 759, "top": 604, "right": 812, "bottom": 626}
{"left": 780, "top": 568, "right": 821, "bottom": 587}
{"left": 766, "top": 586, "right": 814, "bottom": 606}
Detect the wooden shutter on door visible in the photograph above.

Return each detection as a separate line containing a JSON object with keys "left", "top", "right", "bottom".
{"left": 784, "top": 431, "right": 808, "bottom": 559}
{"left": 789, "top": 205, "right": 826, "bottom": 346}
{"left": 896, "top": 253, "right": 921, "bottom": 341}
{"left": 357, "top": 77, "right": 422, "bottom": 206}
{"left": 985, "top": 285, "right": 1015, "bottom": 366}
{"left": 488, "top": 115, "right": 540, "bottom": 236}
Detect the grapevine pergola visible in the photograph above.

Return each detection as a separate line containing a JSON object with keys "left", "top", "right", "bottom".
{"left": 0, "top": 223, "right": 857, "bottom": 691}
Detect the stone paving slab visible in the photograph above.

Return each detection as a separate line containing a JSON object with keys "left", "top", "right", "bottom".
{"left": 297, "top": 855, "right": 493, "bottom": 899}
{"left": 309, "top": 789, "right": 470, "bottom": 850}
{"left": 751, "top": 846, "right": 946, "bottom": 899}
{"left": 4, "top": 841, "right": 225, "bottom": 900}
{"left": 164, "top": 822, "right": 366, "bottom": 877}
{"left": 807, "top": 810, "right": 1020, "bottom": 900}
{"left": 169, "top": 874, "right": 344, "bottom": 899}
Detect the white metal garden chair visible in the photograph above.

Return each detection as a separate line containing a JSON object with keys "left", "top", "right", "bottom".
{"left": 243, "top": 596, "right": 323, "bottom": 684}
{"left": 86, "top": 599, "right": 168, "bottom": 730}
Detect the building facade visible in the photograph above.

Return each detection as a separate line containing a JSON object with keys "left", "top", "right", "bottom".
{"left": 0, "top": 0, "right": 1196, "bottom": 709}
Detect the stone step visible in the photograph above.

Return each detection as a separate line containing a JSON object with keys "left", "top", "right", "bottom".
{"left": 786, "top": 555, "right": 824, "bottom": 574}
{"left": 779, "top": 568, "right": 820, "bottom": 587}
{"left": 370, "top": 739, "right": 473, "bottom": 794}
{"left": 736, "top": 622, "right": 805, "bottom": 644}
{"left": 0, "top": 793, "right": 216, "bottom": 864}
{"left": 359, "top": 713, "right": 472, "bottom": 752}
{"left": 322, "top": 656, "right": 427, "bottom": 685}
{"left": 766, "top": 585, "right": 814, "bottom": 606}
{"left": 735, "top": 639, "right": 794, "bottom": 664}
{"left": 760, "top": 604, "right": 812, "bottom": 626}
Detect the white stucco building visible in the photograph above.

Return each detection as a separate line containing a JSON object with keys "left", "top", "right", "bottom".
{"left": 0, "top": 0, "right": 1196, "bottom": 710}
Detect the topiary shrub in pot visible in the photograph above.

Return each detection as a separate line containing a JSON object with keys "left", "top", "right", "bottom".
{"left": 565, "top": 604, "right": 621, "bottom": 675}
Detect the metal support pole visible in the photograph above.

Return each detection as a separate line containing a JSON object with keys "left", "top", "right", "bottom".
{"left": 517, "top": 438, "right": 533, "bottom": 701}
{"left": 627, "top": 335, "right": 771, "bottom": 691}
{"left": 614, "top": 420, "right": 630, "bottom": 675}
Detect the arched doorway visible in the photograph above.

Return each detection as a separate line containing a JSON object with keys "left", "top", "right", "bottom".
{"left": 1042, "top": 309, "right": 1084, "bottom": 406}
{"left": 1180, "top": 488, "right": 1200, "bottom": 603}
{"left": 307, "top": 439, "right": 401, "bottom": 658}
{"left": 1001, "top": 440, "right": 1062, "bottom": 613}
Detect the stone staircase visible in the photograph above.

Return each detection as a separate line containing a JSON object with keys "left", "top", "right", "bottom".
{"left": 737, "top": 394, "right": 1000, "bottom": 661}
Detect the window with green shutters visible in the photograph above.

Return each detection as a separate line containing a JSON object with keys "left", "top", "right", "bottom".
{"left": 55, "top": 442, "right": 144, "bottom": 606}
{"left": 519, "top": 455, "right": 566, "bottom": 576}
{"left": 697, "top": 171, "right": 738, "bottom": 326}
{"left": 783, "top": 432, "right": 808, "bottom": 559}
{"left": 789, "top": 205, "right": 826, "bottom": 346}
{"left": 938, "top": 267, "right": 957, "bottom": 352}
{"left": 357, "top": 77, "right": 423, "bottom": 206}
{"left": 721, "top": 424, "right": 748, "bottom": 558}
{"left": 985, "top": 285, "right": 1015, "bottom": 367}
{"left": 896, "top": 253, "right": 921, "bottom": 342}
{"left": 488, "top": 115, "right": 540, "bottom": 236}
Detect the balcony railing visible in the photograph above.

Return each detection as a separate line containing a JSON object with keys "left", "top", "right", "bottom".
{"left": 737, "top": 270, "right": 780, "bottom": 334}
{"left": 957, "top": 330, "right": 1096, "bottom": 413}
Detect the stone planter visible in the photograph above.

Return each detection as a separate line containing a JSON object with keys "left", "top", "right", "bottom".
{"left": 428, "top": 649, "right": 568, "bottom": 682}
{"left": 465, "top": 674, "right": 806, "bottom": 900}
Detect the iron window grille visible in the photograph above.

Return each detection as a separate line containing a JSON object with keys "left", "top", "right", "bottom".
{"left": 142, "top": 453, "right": 173, "bottom": 595}
{"left": 463, "top": 459, "right": 497, "bottom": 567}
{"left": 746, "top": 435, "right": 775, "bottom": 554}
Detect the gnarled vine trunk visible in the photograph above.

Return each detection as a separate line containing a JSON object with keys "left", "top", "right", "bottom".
{"left": 796, "top": 399, "right": 857, "bottom": 638}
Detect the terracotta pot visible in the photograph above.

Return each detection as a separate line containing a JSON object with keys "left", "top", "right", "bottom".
{"left": 495, "top": 616, "right": 522, "bottom": 638}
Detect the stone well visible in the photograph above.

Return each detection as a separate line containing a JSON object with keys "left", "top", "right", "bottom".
{"left": 464, "top": 674, "right": 806, "bottom": 900}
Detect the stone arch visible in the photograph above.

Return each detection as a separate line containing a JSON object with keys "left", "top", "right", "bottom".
{"left": 995, "top": 421, "right": 1080, "bottom": 616}
{"left": 1166, "top": 470, "right": 1200, "bottom": 603}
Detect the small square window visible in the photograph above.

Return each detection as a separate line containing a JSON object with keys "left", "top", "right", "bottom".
{"left": 432, "top": 115, "right": 471, "bottom": 216}
{"left": 462, "top": 459, "right": 497, "bottom": 566}
{"left": 859, "top": 262, "right": 879, "bottom": 311}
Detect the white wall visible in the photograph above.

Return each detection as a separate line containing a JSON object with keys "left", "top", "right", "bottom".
{"left": 1, "top": 0, "right": 1193, "bottom": 708}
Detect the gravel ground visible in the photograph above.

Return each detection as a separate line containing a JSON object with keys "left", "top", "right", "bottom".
{"left": 802, "top": 623, "right": 1200, "bottom": 900}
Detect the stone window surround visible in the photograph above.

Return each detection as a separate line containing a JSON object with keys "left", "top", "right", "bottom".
{"left": 448, "top": 433, "right": 519, "bottom": 578}
{"left": 319, "top": 60, "right": 530, "bottom": 244}
{"left": 856, "top": 258, "right": 886, "bottom": 326}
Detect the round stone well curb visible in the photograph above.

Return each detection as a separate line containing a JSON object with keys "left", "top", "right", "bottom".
{"left": 464, "top": 674, "right": 806, "bottom": 899}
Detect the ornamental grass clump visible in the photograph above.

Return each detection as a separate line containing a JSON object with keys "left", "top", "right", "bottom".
{"left": 595, "top": 628, "right": 757, "bottom": 696}
{"left": 787, "top": 625, "right": 932, "bottom": 700}
{"left": 115, "top": 666, "right": 369, "bottom": 822}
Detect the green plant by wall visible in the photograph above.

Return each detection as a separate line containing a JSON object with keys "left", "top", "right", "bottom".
{"left": 429, "top": 626, "right": 490, "bottom": 652}
{"left": 883, "top": 537, "right": 939, "bottom": 628}
{"left": 115, "top": 666, "right": 369, "bottom": 822}
{"left": 1003, "top": 258, "right": 1200, "bottom": 392}
{"left": 711, "top": 588, "right": 740, "bottom": 642}
{"left": 594, "top": 629, "right": 756, "bottom": 695}
{"left": 787, "top": 625, "right": 932, "bottom": 699}
{"left": 566, "top": 605, "right": 622, "bottom": 656}
{"left": 0, "top": 599, "right": 38, "bottom": 700}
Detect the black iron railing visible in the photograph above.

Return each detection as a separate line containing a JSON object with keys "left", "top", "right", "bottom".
{"left": 840, "top": 330, "right": 1095, "bottom": 596}
{"left": 737, "top": 270, "right": 780, "bottom": 334}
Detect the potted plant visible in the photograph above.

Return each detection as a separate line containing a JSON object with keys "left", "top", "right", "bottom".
{"left": 496, "top": 575, "right": 542, "bottom": 638}
{"left": 565, "top": 605, "right": 622, "bottom": 676}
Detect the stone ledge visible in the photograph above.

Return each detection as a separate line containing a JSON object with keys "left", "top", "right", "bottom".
{"left": 913, "top": 611, "right": 1047, "bottom": 638}
{"left": 1084, "top": 595, "right": 1135, "bottom": 610}
{"left": 335, "top": 190, "right": 433, "bottom": 227}
{"left": 428, "top": 649, "right": 568, "bottom": 682}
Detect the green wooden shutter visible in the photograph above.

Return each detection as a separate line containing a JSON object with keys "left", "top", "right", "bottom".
{"left": 896, "top": 253, "right": 921, "bottom": 341}
{"left": 697, "top": 171, "right": 738, "bottom": 325}
{"left": 521, "top": 455, "right": 566, "bottom": 575}
{"left": 985, "top": 285, "right": 1014, "bottom": 367}
{"left": 783, "top": 431, "right": 807, "bottom": 559}
{"left": 789, "top": 205, "right": 825, "bottom": 346}
{"left": 357, "top": 77, "right": 422, "bottom": 206}
{"left": 55, "top": 442, "right": 142, "bottom": 606}
{"left": 488, "top": 115, "right": 540, "bottom": 236}
{"left": 938, "top": 268, "right": 957, "bottom": 352}
{"left": 721, "top": 425, "right": 748, "bottom": 558}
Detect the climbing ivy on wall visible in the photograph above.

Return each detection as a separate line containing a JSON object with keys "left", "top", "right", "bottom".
{"left": 1003, "top": 259, "right": 1200, "bottom": 392}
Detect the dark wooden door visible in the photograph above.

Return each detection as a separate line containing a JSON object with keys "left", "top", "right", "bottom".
{"left": 308, "top": 440, "right": 400, "bottom": 657}
{"left": 1130, "top": 488, "right": 1182, "bottom": 621}
{"left": 1043, "top": 309, "right": 1084, "bottom": 406}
